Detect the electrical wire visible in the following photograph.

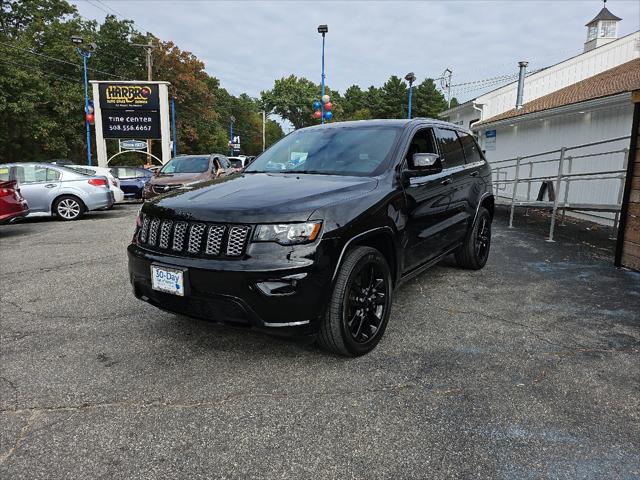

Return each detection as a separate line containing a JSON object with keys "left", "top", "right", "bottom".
{"left": 0, "top": 41, "right": 124, "bottom": 79}
{"left": 0, "top": 59, "right": 82, "bottom": 84}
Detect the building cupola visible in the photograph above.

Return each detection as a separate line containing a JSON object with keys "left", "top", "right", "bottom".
{"left": 584, "top": 0, "right": 622, "bottom": 52}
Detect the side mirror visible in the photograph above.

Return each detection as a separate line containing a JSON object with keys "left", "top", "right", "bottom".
{"left": 411, "top": 153, "right": 442, "bottom": 174}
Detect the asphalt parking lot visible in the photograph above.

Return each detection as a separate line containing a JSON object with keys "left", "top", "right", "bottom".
{"left": 1, "top": 205, "right": 639, "bottom": 479}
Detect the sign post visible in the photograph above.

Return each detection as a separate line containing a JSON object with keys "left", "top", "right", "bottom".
{"left": 90, "top": 80, "right": 171, "bottom": 167}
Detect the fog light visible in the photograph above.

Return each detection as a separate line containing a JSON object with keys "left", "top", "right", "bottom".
{"left": 256, "top": 273, "right": 307, "bottom": 296}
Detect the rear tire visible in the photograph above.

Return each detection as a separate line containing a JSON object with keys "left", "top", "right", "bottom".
{"left": 455, "top": 206, "right": 491, "bottom": 270}
{"left": 317, "top": 246, "right": 393, "bottom": 357}
{"left": 53, "top": 195, "right": 85, "bottom": 221}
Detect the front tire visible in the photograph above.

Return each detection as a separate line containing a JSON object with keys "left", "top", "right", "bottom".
{"left": 54, "top": 195, "right": 85, "bottom": 221}
{"left": 455, "top": 206, "right": 491, "bottom": 270}
{"left": 317, "top": 246, "right": 393, "bottom": 356}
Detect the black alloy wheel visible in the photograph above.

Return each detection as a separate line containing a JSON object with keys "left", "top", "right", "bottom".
{"left": 455, "top": 206, "right": 492, "bottom": 270}
{"left": 344, "top": 261, "right": 388, "bottom": 343}
{"left": 474, "top": 214, "right": 491, "bottom": 265}
{"left": 318, "top": 246, "right": 393, "bottom": 356}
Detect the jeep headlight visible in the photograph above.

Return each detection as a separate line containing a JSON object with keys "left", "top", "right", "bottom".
{"left": 254, "top": 222, "right": 322, "bottom": 245}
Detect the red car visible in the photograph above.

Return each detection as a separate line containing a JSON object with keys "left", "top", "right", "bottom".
{"left": 0, "top": 180, "right": 29, "bottom": 224}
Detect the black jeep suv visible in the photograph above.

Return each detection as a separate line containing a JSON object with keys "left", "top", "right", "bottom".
{"left": 128, "top": 119, "right": 494, "bottom": 356}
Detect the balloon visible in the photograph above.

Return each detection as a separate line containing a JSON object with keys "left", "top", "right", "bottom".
{"left": 324, "top": 102, "right": 332, "bottom": 111}
{"left": 312, "top": 100, "right": 322, "bottom": 110}
{"left": 313, "top": 111, "right": 322, "bottom": 119}
{"left": 85, "top": 113, "right": 95, "bottom": 124}
{"left": 322, "top": 94, "right": 330, "bottom": 103}
{"left": 323, "top": 111, "right": 333, "bottom": 120}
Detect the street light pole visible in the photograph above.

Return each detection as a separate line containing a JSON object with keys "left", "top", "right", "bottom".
{"left": 261, "top": 110, "right": 266, "bottom": 152}
{"left": 72, "top": 36, "right": 96, "bottom": 166}
{"left": 79, "top": 50, "right": 92, "bottom": 165}
{"left": 317, "top": 25, "right": 328, "bottom": 124}
{"left": 405, "top": 72, "right": 416, "bottom": 119}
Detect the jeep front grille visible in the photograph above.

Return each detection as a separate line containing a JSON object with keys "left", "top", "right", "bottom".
{"left": 138, "top": 215, "right": 250, "bottom": 258}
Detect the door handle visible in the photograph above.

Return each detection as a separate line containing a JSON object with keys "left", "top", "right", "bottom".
{"left": 469, "top": 171, "right": 479, "bottom": 177}
{"left": 44, "top": 184, "right": 57, "bottom": 188}
{"left": 441, "top": 178, "right": 452, "bottom": 186}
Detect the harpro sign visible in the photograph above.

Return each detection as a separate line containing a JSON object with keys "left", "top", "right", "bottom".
{"left": 98, "top": 84, "right": 159, "bottom": 109}
{"left": 91, "top": 80, "right": 171, "bottom": 167}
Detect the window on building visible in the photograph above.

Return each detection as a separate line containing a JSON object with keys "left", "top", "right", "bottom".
{"left": 587, "top": 24, "right": 598, "bottom": 41}
{"left": 435, "top": 128, "right": 466, "bottom": 168}
{"left": 600, "top": 20, "right": 616, "bottom": 37}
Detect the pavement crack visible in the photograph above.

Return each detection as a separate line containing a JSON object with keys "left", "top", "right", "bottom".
{"left": 0, "top": 383, "right": 463, "bottom": 415}
{"left": 0, "top": 411, "right": 40, "bottom": 465}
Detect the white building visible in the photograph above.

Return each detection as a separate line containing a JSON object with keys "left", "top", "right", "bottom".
{"left": 441, "top": 4, "right": 640, "bottom": 225}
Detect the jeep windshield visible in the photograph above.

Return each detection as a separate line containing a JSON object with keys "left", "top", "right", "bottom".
{"left": 245, "top": 126, "right": 402, "bottom": 176}
{"left": 159, "top": 156, "right": 210, "bottom": 174}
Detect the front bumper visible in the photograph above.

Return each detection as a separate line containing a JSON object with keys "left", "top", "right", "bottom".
{"left": 127, "top": 240, "right": 339, "bottom": 336}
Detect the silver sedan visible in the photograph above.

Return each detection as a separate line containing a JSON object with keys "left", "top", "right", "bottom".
{"left": 0, "top": 163, "right": 113, "bottom": 221}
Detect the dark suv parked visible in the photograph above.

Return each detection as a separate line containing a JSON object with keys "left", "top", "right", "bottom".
{"left": 128, "top": 119, "right": 494, "bottom": 356}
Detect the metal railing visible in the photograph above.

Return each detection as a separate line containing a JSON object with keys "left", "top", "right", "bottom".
{"left": 490, "top": 135, "right": 630, "bottom": 241}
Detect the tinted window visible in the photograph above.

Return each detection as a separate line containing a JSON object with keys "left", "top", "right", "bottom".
{"left": 160, "top": 156, "right": 210, "bottom": 174}
{"left": 435, "top": 128, "right": 466, "bottom": 168}
{"left": 46, "top": 168, "right": 61, "bottom": 181}
{"left": 69, "top": 166, "right": 95, "bottom": 176}
{"left": 246, "top": 126, "right": 402, "bottom": 176}
{"left": 458, "top": 132, "right": 483, "bottom": 164}
{"left": 219, "top": 157, "right": 230, "bottom": 169}
{"left": 406, "top": 128, "right": 437, "bottom": 168}
{"left": 0, "top": 166, "right": 10, "bottom": 181}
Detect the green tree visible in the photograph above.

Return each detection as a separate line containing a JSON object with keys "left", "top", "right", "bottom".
{"left": 412, "top": 78, "right": 448, "bottom": 119}
{"left": 379, "top": 75, "right": 407, "bottom": 119}
{"left": 342, "top": 85, "right": 366, "bottom": 119}
{"left": 0, "top": 0, "right": 282, "bottom": 162}
{"left": 261, "top": 75, "right": 319, "bottom": 129}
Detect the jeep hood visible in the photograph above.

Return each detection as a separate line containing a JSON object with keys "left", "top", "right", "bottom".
{"left": 146, "top": 172, "right": 378, "bottom": 223}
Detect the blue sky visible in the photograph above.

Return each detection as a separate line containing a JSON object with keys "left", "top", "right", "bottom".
{"left": 73, "top": 0, "right": 640, "bottom": 102}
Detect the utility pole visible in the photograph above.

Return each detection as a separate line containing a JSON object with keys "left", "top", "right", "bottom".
{"left": 133, "top": 37, "right": 155, "bottom": 164}
{"left": 441, "top": 68, "right": 453, "bottom": 108}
